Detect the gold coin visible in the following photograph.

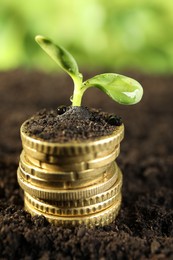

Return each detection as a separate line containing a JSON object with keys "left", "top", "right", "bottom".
{"left": 24, "top": 196, "right": 122, "bottom": 227}
{"left": 46, "top": 168, "right": 122, "bottom": 207}
{"left": 17, "top": 162, "right": 118, "bottom": 201}
{"left": 20, "top": 150, "right": 109, "bottom": 182}
{"left": 23, "top": 143, "right": 117, "bottom": 164}
{"left": 18, "top": 162, "right": 114, "bottom": 189}
{"left": 24, "top": 191, "right": 121, "bottom": 216}
{"left": 26, "top": 147, "right": 120, "bottom": 172}
{"left": 21, "top": 121, "right": 124, "bottom": 157}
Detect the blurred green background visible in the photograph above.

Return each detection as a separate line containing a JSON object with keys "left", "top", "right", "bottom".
{"left": 1, "top": 0, "right": 173, "bottom": 74}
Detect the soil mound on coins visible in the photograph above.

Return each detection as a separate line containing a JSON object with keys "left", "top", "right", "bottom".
{"left": 24, "top": 106, "right": 122, "bottom": 142}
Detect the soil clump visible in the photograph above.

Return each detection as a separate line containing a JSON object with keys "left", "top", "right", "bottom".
{"left": 25, "top": 106, "right": 122, "bottom": 142}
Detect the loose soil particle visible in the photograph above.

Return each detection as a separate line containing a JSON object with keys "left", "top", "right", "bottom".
{"left": 0, "top": 70, "right": 173, "bottom": 259}
{"left": 25, "top": 106, "right": 121, "bottom": 142}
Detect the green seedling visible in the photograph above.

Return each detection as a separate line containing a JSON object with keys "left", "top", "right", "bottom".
{"left": 35, "top": 35, "right": 143, "bottom": 107}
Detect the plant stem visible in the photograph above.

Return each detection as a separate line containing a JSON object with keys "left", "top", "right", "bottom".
{"left": 72, "top": 89, "right": 83, "bottom": 106}
{"left": 72, "top": 85, "right": 86, "bottom": 106}
{"left": 72, "top": 75, "right": 85, "bottom": 106}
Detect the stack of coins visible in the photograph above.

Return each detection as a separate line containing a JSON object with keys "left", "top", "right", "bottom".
{"left": 17, "top": 120, "right": 124, "bottom": 227}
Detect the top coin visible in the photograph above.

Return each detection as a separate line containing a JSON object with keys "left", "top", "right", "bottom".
{"left": 21, "top": 121, "right": 124, "bottom": 156}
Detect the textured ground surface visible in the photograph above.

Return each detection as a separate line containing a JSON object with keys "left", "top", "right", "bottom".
{"left": 0, "top": 70, "right": 173, "bottom": 260}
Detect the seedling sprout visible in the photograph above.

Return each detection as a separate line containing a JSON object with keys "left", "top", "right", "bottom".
{"left": 35, "top": 35, "right": 143, "bottom": 107}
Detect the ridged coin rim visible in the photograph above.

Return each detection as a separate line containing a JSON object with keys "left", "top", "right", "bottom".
{"left": 19, "top": 163, "right": 113, "bottom": 189}
{"left": 17, "top": 162, "right": 118, "bottom": 200}
{"left": 48, "top": 168, "right": 122, "bottom": 207}
{"left": 20, "top": 150, "right": 108, "bottom": 182}
{"left": 24, "top": 191, "right": 121, "bottom": 216}
{"left": 26, "top": 146, "right": 120, "bottom": 171}
{"left": 24, "top": 196, "right": 122, "bottom": 227}
{"left": 23, "top": 144, "right": 117, "bottom": 163}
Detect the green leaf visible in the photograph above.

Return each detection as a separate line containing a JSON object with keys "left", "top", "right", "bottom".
{"left": 35, "top": 35, "right": 81, "bottom": 80}
{"left": 83, "top": 73, "right": 143, "bottom": 105}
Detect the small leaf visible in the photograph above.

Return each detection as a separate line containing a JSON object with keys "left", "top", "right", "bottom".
{"left": 83, "top": 73, "right": 143, "bottom": 105}
{"left": 35, "top": 35, "right": 81, "bottom": 80}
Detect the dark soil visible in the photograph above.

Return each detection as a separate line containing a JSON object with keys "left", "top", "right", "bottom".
{"left": 25, "top": 106, "right": 121, "bottom": 142}
{"left": 0, "top": 69, "right": 173, "bottom": 259}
